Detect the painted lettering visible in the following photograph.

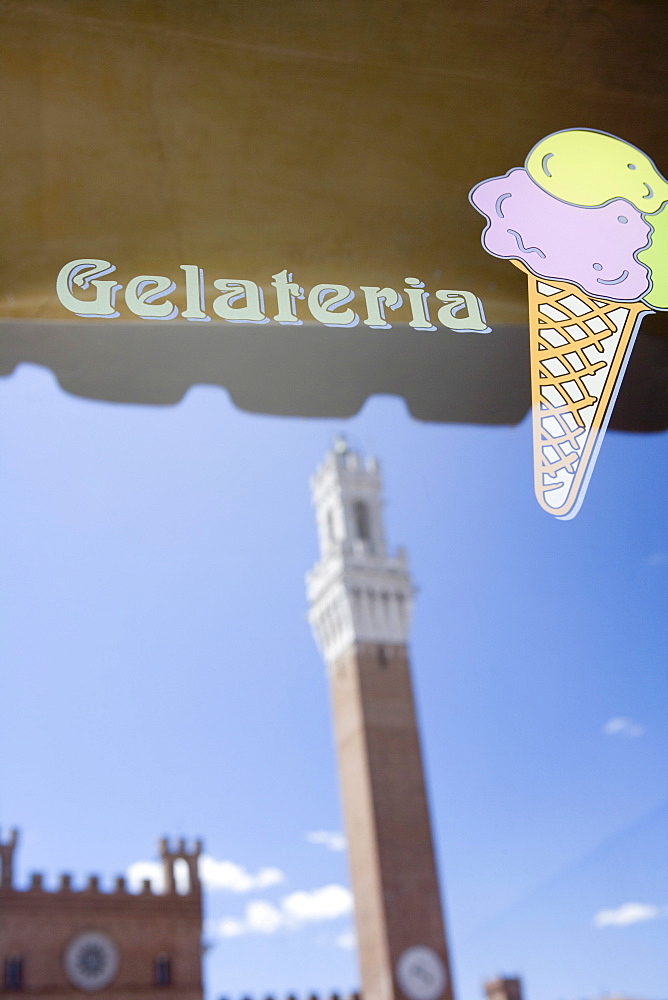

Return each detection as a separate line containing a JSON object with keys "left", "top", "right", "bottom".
{"left": 403, "top": 277, "right": 436, "bottom": 331}
{"left": 272, "top": 270, "right": 304, "bottom": 325}
{"left": 435, "top": 290, "right": 491, "bottom": 333}
{"left": 181, "top": 265, "right": 210, "bottom": 321}
{"left": 359, "top": 286, "right": 402, "bottom": 329}
{"left": 212, "top": 280, "right": 268, "bottom": 323}
{"left": 125, "top": 275, "right": 178, "bottom": 320}
{"left": 307, "top": 284, "right": 358, "bottom": 327}
{"left": 56, "top": 259, "right": 122, "bottom": 318}
{"left": 55, "top": 259, "right": 492, "bottom": 336}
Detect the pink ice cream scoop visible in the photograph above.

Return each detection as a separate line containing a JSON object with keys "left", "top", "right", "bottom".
{"left": 469, "top": 168, "right": 651, "bottom": 301}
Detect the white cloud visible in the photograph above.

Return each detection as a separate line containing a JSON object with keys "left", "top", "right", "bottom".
{"left": 215, "top": 883, "right": 354, "bottom": 938}
{"left": 126, "top": 855, "right": 285, "bottom": 895}
{"left": 603, "top": 717, "right": 645, "bottom": 738}
{"left": 282, "top": 884, "right": 353, "bottom": 923}
{"left": 646, "top": 551, "right": 667, "bottom": 566}
{"left": 335, "top": 927, "right": 357, "bottom": 950}
{"left": 594, "top": 902, "right": 661, "bottom": 927}
{"left": 218, "top": 917, "right": 246, "bottom": 937}
{"left": 245, "top": 900, "right": 286, "bottom": 933}
{"left": 199, "top": 856, "right": 284, "bottom": 892}
{"left": 306, "top": 830, "right": 347, "bottom": 852}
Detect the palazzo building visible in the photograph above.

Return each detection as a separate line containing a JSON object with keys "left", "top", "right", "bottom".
{"left": 0, "top": 830, "right": 203, "bottom": 999}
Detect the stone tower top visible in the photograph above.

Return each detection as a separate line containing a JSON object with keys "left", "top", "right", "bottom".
{"left": 310, "top": 435, "right": 385, "bottom": 562}
{"left": 307, "top": 438, "right": 413, "bottom": 664}
{"left": 484, "top": 978, "right": 523, "bottom": 1000}
{"left": 0, "top": 827, "right": 19, "bottom": 889}
{"left": 159, "top": 837, "right": 203, "bottom": 895}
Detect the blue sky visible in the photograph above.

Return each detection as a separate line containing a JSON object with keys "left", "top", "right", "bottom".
{"left": 1, "top": 362, "right": 666, "bottom": 1000}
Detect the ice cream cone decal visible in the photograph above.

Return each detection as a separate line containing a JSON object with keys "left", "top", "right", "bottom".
{"left": 470, "top": 129, "right": 668, "bottom": 519}
{"left": 514, "top": 260, "right": 651, "bottom": 518}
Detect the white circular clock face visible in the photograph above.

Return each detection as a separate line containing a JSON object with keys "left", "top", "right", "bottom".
{"left": 64, "top": 931, "right": 119, "bottom": 991}
{"left": 397, "top": 945, "right": 447, "bottom": 1000}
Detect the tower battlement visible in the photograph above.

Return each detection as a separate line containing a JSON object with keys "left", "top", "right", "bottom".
{"left": 0, "top": 827, "right": 18, "bottom": 890}
{"left": 218, "top": 993, "right": 362, "bottom": 1000}
{"left": 309, "top": 436, "right": 387, "bottom": 562}
{"left": 0, "top": 829, "right": 201, "bottom": 900}
{"left": 159, "top": 835, "right": 203, "bottom": 895}
{"left": 484, "top": 978, "right": 523, "bottom": 1000}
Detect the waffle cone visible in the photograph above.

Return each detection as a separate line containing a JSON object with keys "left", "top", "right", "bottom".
{"left": 512, "top": 261, "right": 651, "bottom": 519}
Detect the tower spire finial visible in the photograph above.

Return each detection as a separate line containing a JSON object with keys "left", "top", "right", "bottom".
{"left": 333, "top": 433, "right": 349, "bottom": 455}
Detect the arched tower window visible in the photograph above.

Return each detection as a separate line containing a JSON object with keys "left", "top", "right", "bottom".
{"left": 353, "top": 500, "right": 371, "bottom": 543}
{"left": 173, "top": 858, "right": 190, "bottom": 894}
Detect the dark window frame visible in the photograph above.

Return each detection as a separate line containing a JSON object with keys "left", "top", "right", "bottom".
{"left": 353, "top": 500, "right": 371, "bottom": 543}
{"left": 4, "top": 956, "right": 23, "bottom": 991}
{"left": 154, "top": 955, "right": 171, "bottom": 987}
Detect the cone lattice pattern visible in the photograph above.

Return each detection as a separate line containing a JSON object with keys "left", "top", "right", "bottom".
{"left": 514, "top": 262, "right": 649, "bottom": 519}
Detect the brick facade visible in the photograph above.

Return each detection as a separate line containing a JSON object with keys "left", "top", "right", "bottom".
{"left": 0, "top": 832, "right": 203, "bottom": 1000}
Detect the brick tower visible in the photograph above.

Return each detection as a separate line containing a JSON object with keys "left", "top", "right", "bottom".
{"left": 306, "top": 439, "right": 454, "bottom": 1000}
{"left": 0, "top": 829, "right": 203, "bottom": 999}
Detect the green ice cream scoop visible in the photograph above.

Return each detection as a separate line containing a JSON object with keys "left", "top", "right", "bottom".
{"left": 639, "top": 204, "right": 668, "bottom": 309}
{"left": 526, "top": 129, "right": 668, "bottom": 214}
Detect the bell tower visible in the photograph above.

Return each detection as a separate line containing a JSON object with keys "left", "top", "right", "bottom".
{"left": 307, "top": 438, "right": 454, "bottom": 1000}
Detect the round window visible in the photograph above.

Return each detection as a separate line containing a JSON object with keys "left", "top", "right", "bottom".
{"left": 396, "top": 945, "right": 447, "bottom": 1000}
{"left": 64, "top": 931, "right": 119, "bottom": 991}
